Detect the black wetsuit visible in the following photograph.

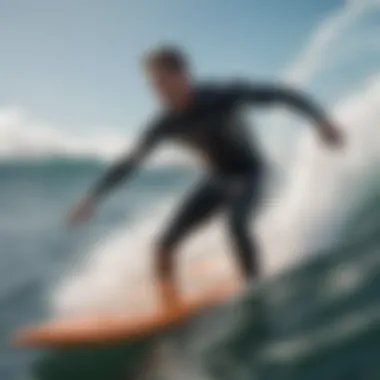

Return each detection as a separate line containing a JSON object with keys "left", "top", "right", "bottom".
{"left": 90, "top": 80, "right": 328, "bottom": 279}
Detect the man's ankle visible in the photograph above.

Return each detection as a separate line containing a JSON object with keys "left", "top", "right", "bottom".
{"left": 157, "top": 277, "right": 180, "bottom": 309}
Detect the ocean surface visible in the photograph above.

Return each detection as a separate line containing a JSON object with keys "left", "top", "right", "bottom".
{"left": 1, "top": 155, "right": 380, "bottom": 380}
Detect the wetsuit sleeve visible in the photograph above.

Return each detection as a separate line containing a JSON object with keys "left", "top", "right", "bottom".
{"left": 89, "top": 119, "right": 165, "bottom": 201}
{"left": 227, "top": 81, "right": 329, "bottom": 125}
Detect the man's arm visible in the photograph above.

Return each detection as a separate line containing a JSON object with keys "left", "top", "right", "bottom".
{"left": 89, "top": 135, "right": 155, "bottom": 202}
{"left": 228, "top": 80, "right": 343, "bottom": 145}
{"left": 67, "top": 120, "right": 164, "bottom": 225}
{"left": 229, "top": 81, "right": 328, "bottom": 122}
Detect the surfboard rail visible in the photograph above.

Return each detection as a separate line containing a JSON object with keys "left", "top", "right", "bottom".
{"left": 12, "top": 278, "right": 241, "bottom": 347}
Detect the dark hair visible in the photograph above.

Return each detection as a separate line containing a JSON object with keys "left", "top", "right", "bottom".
{"left": 143, "top": 45, "right": 189, "bottom": 73}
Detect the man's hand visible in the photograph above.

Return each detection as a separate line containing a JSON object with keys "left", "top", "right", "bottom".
{"left": 318, "top": 121, "right": 344, "bottom": 148}
{"left": 67, "top": 196, "right": 96, "bottom": 227}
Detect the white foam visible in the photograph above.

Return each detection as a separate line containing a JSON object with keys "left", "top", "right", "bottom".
{"left": 259, "top": 76, "right": 380, "bottom": 273}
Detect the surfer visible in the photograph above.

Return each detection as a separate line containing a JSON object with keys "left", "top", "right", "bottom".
{"left": 68, "top": 45, "right": 343, "bottom": 309}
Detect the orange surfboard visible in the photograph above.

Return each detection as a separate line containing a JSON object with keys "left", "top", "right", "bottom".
{"left": 12, "top": 257, "right": 242, "bottom": 347}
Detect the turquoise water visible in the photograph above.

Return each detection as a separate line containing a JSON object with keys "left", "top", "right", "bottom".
{"left": 1, "top": 160, "right": 379, "bottom": 380}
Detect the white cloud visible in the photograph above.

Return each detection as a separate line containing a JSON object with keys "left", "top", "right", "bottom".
{"left": 0, "top": 107, "right": 129, "bottom": 160}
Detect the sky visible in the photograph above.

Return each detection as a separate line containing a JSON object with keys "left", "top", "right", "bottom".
{"left": 0, "top": 0, "right": 379, "bottom": 157}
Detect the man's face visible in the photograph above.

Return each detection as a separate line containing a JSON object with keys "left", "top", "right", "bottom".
{"left": 145, "top": 64, "right": 191, "bottom": 108}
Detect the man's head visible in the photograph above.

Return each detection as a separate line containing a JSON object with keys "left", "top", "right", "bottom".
{"left": 143, "top": 45, "right": 192, "bottom": 109}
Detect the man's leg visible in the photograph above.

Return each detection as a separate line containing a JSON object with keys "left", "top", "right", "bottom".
{"left": 227, "top": 175, "right": 262, "bottom": 281}
{"left": 156, "top": 178, "right": 225, "bottom": 308}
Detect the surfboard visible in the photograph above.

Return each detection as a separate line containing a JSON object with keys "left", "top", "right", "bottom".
{"left": 12, "top": 257, "right": 242, "bottom": 347}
